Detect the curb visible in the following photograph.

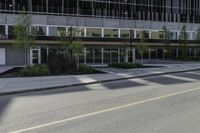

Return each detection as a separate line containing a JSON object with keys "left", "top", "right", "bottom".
{"left": 0, "top": 68, "right": 200, "bottom": 96}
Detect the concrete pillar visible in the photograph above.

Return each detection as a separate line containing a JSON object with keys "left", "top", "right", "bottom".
{"left": 46, "top": 26, "right": 49, "bottom": 36}
{"left": 156, "top": 49, "right": 158, "bottom": 60}
{"left": 176, "top": 48, "right": 179, "bottom": 58}
{"left": 84, "top": 28, "right": 87, "bottom": 37}
{"left": 12, "top": 0, "right": 15, "bottom": 11}
{"left": 28, "top": 0, "right": 32, "bottom": 12}
{"left": 102, "top": 28, "right": 104, "bottom": 38}
{"left": 194, "top": 48, "right": 197, "bottom": 56}
{"left": 5, "top": 25, "right": 8, "bottom": 35}
{"left": 62, "top": 0, "right": 64, "bottom": 15}
{"left": 93, "top": 49, "right": 95, "bottom": 64}
{"left": 47, "top": 47, "right": 49, "bottom": 63}
{"left": 162, "top": 48, "right": 165, "bottom": 60}
{"left": 118, "top": 48, "right": 120, "bottom": 63}
{"left": 46, "top": 0, "right": 48, "bottom": 13}
{"left": 118, "top": 29, "right": 121, "bottom": 38}
{"left": 148, "top": 48, "right": 151, "bottom": 60}
{"left": 132, "top": 48, "right": 136, "bottom": 63}
{"left": 110, "top": 49, "right": 112, "bottom": 64}
{"left": 125, "top": 48, "right": 129, "bottom": 62}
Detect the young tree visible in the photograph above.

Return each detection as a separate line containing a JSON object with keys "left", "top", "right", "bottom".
{"left": 136, "top": 31, "right": 148, "bottom": 64}
{"left": 59, "top": 27, "right": 84, "bottom": 71}
{"left": 179, "top": 25, "right": 188, "bottom": 58}
{"left": 162, "top": 26, "right": 172, "bottom": 59}
{"left": 70, "top": 40, "right": 84, "bottom": 71}
{"left": 13, "top": 9, "right": 34, "bottom": 66}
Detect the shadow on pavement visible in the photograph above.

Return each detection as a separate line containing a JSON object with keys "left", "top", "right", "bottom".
{"left": 142, "top": 75, "right": 191, "bottom": 85}
{"left": 0, "top": 71, "right": 198, "bottom": 124}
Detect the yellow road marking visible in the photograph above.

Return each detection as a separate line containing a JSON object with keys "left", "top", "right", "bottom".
{"left": 9, "top": 87, "right": 200, "bottom": 133}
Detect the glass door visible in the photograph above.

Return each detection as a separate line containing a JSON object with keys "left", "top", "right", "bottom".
{"left": 31, "top": 48, "right": 41, "bottom": 65}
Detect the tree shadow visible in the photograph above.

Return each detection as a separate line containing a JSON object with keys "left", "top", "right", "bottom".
{"left": 142, "top": 75, "right": 191, "bottom": 85}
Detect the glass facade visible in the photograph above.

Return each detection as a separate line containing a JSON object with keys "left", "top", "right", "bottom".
{"left": 104, "top": 29, "right": 118, "bottom": 38}
{"left": 136, "top": 30, "right": 150, "bottom": 39}
{"left": 0, "top": 25, "right": 5, "bottom": 34}
{"left": 151, "top": 31, "right": 163, "bottom": 39}
{"left": 87, "top": 28, "right": 102, "bottom": 37}
{"left": 49, "top": 27, "right": 66, "bottom": 36}
{"left": 32, "top": 26, "right": 47, "bottom": 36}
{"left": 0, "top": 0, "right": 200, "bottom": 23}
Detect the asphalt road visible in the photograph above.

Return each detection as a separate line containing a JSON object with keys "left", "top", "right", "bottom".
{"left": 1, "top": 71, "right": 200, "bottom": 133}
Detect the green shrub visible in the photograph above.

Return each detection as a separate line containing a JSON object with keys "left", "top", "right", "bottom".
{"left": 109, "top": 63, "right": 143, "bottom": 69}
{"left": 79, "top": 65, "right": 95, "bottom": 74}
{"left": 48, "top": 54, "right": 76, "bottom": 74}
{"left": 177, "top": 56, "right": 200, "bottom": 61}
{"left": 20, "top": 64, "right": 50, "bottom": 77}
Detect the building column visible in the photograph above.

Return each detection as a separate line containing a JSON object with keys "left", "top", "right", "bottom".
{"left": 118, "top": 48, "right": 120, "bottom": 63}
{"left": 118, "top": 29, "right": 121, "bottom": 38}
{"left": 110, "top": 49, "right": 112, "bottom": 64}
{"left": 28, "top": 0, "right": 32, "bottom": 12}
{"left": 156, "top": 49, "right": 158, "bottom": 60}
{"left": 132, "top": 48, "right": 136, "bottom": 63}
{"left": 176, "top": 48, "right": 179, "bottom": 58}
{"left": 148, "top": 48, "right": 151, "bottom": 60}
{"left": 5, "top": 25, "right": 8, "bottom": 35}
{"left": 46, "top": 26, "right": 49, "bottom": 36}
{"left": 62, "top": 0, "right": 64, "bottom": 15}
{"left": 46, "top": 0, "right": 48, "bottom": 13}
{"left": 102, "top": 48, "right": 104, "bottom": 64}
{"left": 125, "top": 48, "right": 129, "bottom": 62}
{"left": 84, "top": 48, "right": 87, "bottom": 64}
{"left": 162, "top": 48, "right": 165, "bottom": 60}
{"left": 194, "top": 48, "right": 197, "bottom": 56}
{"left": 12, "top": 0, "right": 15, "bottom": 11}
{"left": 47, "top": 47, "right": 49, "bottom": 63}
{"left": 93, "top": 49, "right": 95, "bottom": 64}
{"left": 84, "top": 28, "right": 87, "bottom": 37}
{"left": 102, "top": 28, "right": 104, "bottom": 38}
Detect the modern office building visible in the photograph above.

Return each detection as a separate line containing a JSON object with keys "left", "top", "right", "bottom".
{"left": 0, "top": 0, "right": 200, "bottom": 66}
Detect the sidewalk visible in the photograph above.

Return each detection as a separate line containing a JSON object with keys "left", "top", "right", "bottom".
{"left": 0, "top": 63, "right": 200, "bottom": 95}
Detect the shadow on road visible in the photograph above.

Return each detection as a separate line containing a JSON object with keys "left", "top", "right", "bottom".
{"left": 0, "top": 71, "right": 199, "bottom": 123}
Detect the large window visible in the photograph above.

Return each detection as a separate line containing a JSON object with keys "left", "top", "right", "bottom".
{"left": 32, "top": 0, "right": 46, "bottom": 12}
{"left": 8, "top": 26, "right": 14, "bottom": 35}
{"left": 170, "top": 31, "right": 178, "bottom": 40}
{"left": 15, "top": 0, "right": 28, "bottom": 11}
{"left": 68, "top": 27, "right": 84, "bottom": 37}
{"left": 48, "top": 0, "right": 62, "bottom": 13}
{"left": 151, "top": 31, "right": 163, "bottom": 39}
{"left": 86, "top": 28, "right": 102, "bottom": 37}
{"left": 136, "top": 30, "right": 150, "bottom": 39}
{"left": 32, "top": 26, "right": 47, "bottom": 36}
{"left": 49, "top": 27, "right": 66, "bottom": 36}
{"left": 0, "top": 25, "right": 5, "bottom": 34}
{"left": 104, "top": 29, "right": 118, "bottom": 38}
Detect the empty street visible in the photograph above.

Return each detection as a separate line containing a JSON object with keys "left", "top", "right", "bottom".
{"left": 1, "top": 71, "right": 200, "bottom": 133}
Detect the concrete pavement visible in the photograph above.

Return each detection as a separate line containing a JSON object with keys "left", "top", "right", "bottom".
{"left": 0, "top": 63, "right": 200, "bottom": 95}
{"left": 1, "top": 71, "right": 200, "bottom": 132}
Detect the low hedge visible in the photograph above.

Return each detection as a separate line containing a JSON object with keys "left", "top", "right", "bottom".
{"left": 20, "top": 64, "right": 50, "bottom": 77}
{"left": 79, "top": 64, "right": 96, "bottom": 74}
{"left": 109, "top": 63, "right": 143, "bottom": 69}
{"left": 177, "top": 56, "right": 200, "bottom": 61}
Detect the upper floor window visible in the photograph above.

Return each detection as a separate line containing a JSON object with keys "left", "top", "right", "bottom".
{"left": 104, "top": 29, "right": 118, "bottom": 38}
